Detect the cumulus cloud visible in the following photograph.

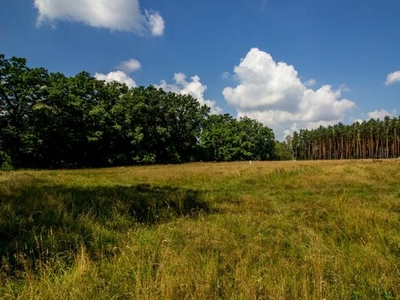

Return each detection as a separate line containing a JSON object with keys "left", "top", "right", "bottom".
{"left": 34, "top": 0, "right": 164, "bottom": 36}
{"left": 223, "top": 48, "right": 355, "bottom": 139}
{"left": 223, "top": 49, "right": 305, "bottom": 113}
{"left": 95, "top": 70, "right": 136, "bottom": 88}
{"left": 300, "top": 85, "right": 355, "bottom": 122}
{"left": 385, "top": 71, "right": 400, "bottom": 86}
{"left": 117, "top": 58, "right": 141, "bottom": 74}
{"left": 156, "top": 73, "right": 222, "bottom": 114}
{"left": 367, "top": 109, "right": 396, "bottom": 120}
{"left": 94, "top": 57, "right": 141, "bottom": 88}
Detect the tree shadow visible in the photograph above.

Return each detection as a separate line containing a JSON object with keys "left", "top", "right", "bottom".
{"left": 0, "top": 180, "right": 210, "bottom": 276}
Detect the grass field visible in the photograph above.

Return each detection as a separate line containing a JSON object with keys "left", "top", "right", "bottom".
{"left": 1, "top": 160, "right": 400, "bottom": 299}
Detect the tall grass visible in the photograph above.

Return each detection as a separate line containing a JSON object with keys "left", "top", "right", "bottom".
{"left": 1, "top": 160, "right": 400, "bottom": 299}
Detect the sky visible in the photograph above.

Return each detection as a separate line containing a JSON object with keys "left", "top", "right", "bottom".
{"left": 1, "top": 0, "right": 400, "bottom": 140}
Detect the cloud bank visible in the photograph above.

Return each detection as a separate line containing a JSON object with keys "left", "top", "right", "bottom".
{"left": 156, "top": 73, "right": 222, "bottom": 114}
{"left": 223, "top": 48, "right": 356, "bottom": 139}
{"left": 367, "top": 109, "right": 396, "bottom": 120}
{"left": 385, "top": 71, "right": 400, "bottom": 86}
{"left": 34, "top": 0, "right": 164, "bottom": 36}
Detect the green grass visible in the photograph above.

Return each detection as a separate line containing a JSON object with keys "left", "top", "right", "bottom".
{"left": 1, "top": 160, "right": 400, "bottom": 299}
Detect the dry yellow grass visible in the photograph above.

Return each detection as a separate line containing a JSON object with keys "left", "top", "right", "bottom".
{"left": 1, "top": 160, "right": 400, "bottom": 299}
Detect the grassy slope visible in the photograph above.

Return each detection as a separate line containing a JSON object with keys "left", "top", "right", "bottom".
{"left": 1, "top": 160, "right": 400, "bottom": 299}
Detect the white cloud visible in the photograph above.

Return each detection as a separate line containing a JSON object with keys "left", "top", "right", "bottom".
{"left": 304, "top": 79, "right": 316, "bottom": 87}
{"left": 95, "top": 70, "right": 136, "bottom": 88}
{"left": 95, "top": 58, "right": 140, "bottom": 88}
{"left": 367, "top": 109, "right": 396, "bottom": 120}
{"left": 117, "top": 58, "right": 141, "bottom": 74}
{"left": 145, "top": 10, "right": 164, "bottom": 36}
{"left": 156, "top": 73, "right": 222, "bottom": 114}
{"left": 223, "top": 48, "right": 355, "bottom": 139}
{"left": 385, "top": 71, "right": 400, "bottom": 86}
{"left": 34, "top": 0, "right": 164, "bottom": 36}
{"left": 223, "top": 49, "right": 305, "bottom": 113}
{"left": 300, "top": 85, "right": 355, "bottom": 122}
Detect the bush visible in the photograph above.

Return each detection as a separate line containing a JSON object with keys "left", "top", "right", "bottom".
{"left": 0, "top": 150, "right": 14, "bottom": 170}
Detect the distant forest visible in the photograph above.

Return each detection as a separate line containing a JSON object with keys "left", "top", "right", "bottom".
{"left": 1, "top": 54, "right": 398, "bottom": 170}
{"left": 288, "top": 117, "right": 400, "bottom": 160}
{"left": 0, "top": 54, "right": 275, "bottom": 169}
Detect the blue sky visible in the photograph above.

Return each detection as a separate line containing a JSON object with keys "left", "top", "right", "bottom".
{"left": 1, "top": 0, "right": 400, "bottom": 139}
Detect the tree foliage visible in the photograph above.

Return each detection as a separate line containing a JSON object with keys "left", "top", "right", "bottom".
{"left": 274, "top": 140, "right": 293, "bottom": 161}
{"left": 0, "top": 54, "right": 275, "bottom": 169}
{"left": 199, "top": 114, "right": 275, "bottom": 161}
{"left": 290, "top": 117, "right": 400, "bottom": 160}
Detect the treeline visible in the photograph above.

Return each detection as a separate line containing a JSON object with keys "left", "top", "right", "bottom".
{"left": 289, "top": 117, "right": 400, "bottom": 160}
{"left": 0, "top": 54, "right": 275, "bottom": 169}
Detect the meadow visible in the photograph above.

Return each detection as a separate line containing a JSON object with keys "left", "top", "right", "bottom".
{"left": 1, "top": 160, "right": 400, "bottom": 299}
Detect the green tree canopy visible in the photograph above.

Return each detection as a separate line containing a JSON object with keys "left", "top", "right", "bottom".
{"left": 0, "top": 54, "right": 276, "bottom": 169}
